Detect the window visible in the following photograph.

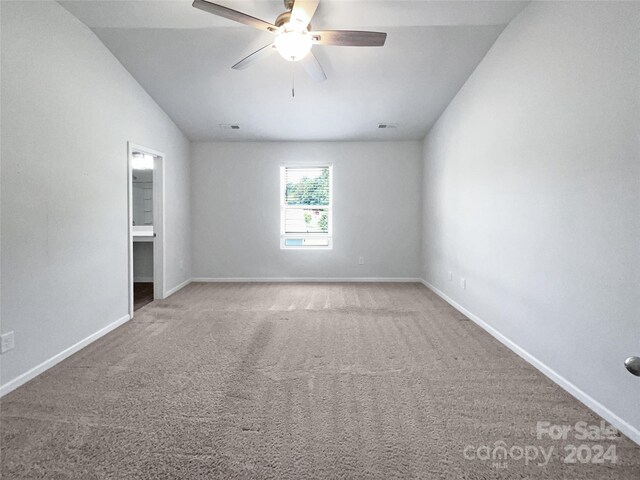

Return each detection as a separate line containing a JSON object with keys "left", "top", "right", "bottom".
{"left": 280, "top": 165, "right": 332, "bottom": 249}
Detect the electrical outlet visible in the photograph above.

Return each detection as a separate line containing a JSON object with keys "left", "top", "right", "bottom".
{"left": 448, "top": 271, "right": 453, "bottom": 281}
{"left": 461, "top": 278, "right": 466, "bottom": 290}
{"left": 358, "top": 256, "right": 364, "bottom": 265}
{"left": 1, "top": 332, "right": 15, "bottom": 353}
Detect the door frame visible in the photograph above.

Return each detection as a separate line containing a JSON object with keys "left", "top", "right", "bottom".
{"left": 127, "top": 142, "right": 166, "bottom": 318}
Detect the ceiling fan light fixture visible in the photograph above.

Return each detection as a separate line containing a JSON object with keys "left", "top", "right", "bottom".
{"left": 274, "top": 23, "right": 312, "bottom": 61}
{"left": 192, "top": 0, "right": 388, "bottom": 82}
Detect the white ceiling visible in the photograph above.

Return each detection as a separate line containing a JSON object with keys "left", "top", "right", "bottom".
{"left": 60, "top": 0, "right": 528, "bottom": 141}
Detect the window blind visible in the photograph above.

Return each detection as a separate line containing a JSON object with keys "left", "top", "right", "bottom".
{"left": 281, "top": 166, "right": 332, "bottom": 248}
{"left": 284, "top": 167, "right": 330, "bottom": 206}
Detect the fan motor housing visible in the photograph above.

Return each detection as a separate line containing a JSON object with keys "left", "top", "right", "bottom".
{"left": 275, "top": 11, "right": 312, "bottom": 31}
{"left": 275, "top": 11, "right": 291, "bottom": 28}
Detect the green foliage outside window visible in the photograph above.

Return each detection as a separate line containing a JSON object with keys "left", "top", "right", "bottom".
{"left": 285, "top": 168, "right": 329, "bottom": 206}
{"left": 318, "top": 213, "right": 328, "bottom": 231}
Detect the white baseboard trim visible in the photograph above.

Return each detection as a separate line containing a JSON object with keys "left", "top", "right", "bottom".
{"left": 134, "top": 276, "right": 153, "bottom": 283}
{"left": 192, "top": 277, "right": 422, "bottom": 283}
{"left": 0, "top": 313, "right": 131, "bottom": 398}
{"left": 419, "top": 279, "right": 640, "bottom": 446}
{"left": 164, "top": 278, "right": 192, "bottom": 297}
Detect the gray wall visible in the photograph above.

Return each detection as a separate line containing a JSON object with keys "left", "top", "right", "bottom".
{"left": 1, "top": 1, "right": 192, "bottom": 387}
{"left": 191, "top": 141, "right": 422, "bottom": 279}
{"left": 133, "top": 243, "right": 154, "bottom": 282}
{"left": 421, "top": 2, "right": 640, "bottom": 433}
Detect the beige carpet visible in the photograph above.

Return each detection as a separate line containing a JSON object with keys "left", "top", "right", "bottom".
{"left": 1, "top": 282, "right": 639, "bottom": 479}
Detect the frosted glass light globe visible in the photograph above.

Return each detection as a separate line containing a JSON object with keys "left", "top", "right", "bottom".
{"left": 274, "top": 23, "right": 312, "bottom": 62}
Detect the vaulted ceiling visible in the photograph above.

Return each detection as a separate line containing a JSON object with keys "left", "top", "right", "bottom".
{"left": 60, "top": 1, "right": 528, "bottom": 141}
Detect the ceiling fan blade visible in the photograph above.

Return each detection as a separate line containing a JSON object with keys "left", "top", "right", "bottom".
{"left": 232, "top": 43, "right": 276, "bottom": 70}
{"left": 310, "top": 30, "right": 387, "bottom": 47}
{"left": 301, "top": 51, "right": 327, "bottom": 83}
{"left": 192, "top": 0, "right": 278, "bottom": 33}
{"left": 290, "top": 0, "right": 319, "bottom": 29}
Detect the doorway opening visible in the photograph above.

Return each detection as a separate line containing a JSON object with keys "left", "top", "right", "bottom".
{"left": 128, "top": 142, "right": 165, "bottom": 317}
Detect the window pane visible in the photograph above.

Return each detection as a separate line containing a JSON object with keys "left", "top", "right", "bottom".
{"left": 285, "top": 167, "right": 330, "bottom": 206}
{"left": 285, "top": 207, "right": 329, "bottom": 233}
{"left": 285, "top": 238, "right": 330, "bottom": 247}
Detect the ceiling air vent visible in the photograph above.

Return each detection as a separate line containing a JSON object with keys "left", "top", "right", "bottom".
{"left": 219, "top": 124, "right": 241, "bottom": 130}
{"left": 378, "top": 123, "right": 398, "bottom": 129}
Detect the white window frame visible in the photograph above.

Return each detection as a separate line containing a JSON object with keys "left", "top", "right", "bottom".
{"left": 280, "top": 164, "right": 333, "bottom": 250}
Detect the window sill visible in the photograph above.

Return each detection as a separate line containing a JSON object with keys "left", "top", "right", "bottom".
{"left": 280, "top": 237, "right": 332, "bottom": 249}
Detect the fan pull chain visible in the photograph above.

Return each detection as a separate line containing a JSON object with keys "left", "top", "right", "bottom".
{"left": 291, "top": 65, "right": 295, "bottom": 98}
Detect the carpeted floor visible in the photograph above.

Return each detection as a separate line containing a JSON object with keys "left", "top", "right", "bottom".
{"left": 1, "top": 282, "right": 639, "bottom": 479}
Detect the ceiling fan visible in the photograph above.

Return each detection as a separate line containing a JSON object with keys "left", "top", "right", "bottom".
{"left": 192, "top": 0, "right": 387, "bottom": 82}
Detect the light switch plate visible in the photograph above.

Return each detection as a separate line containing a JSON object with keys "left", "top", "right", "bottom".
{"left": 1, "top": 331, "right": 15, "bottom": 353}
